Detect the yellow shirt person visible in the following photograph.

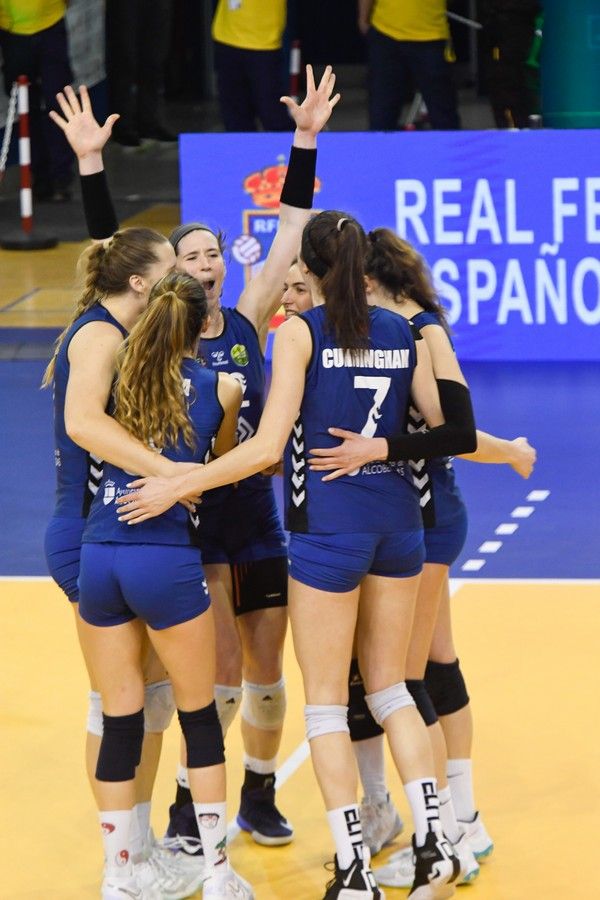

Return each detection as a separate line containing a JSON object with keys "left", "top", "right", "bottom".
{"left": 0, "top": 0, "right": 66, "bottom": 35}
{"left": 212, "top": 0, "right": 286, "bottom": 52}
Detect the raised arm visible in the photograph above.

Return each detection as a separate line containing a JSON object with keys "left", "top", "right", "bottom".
{"left": 115, "top": 316, "right": 312, "bottom": 523}
{"left": 50, "top": 85, "right": 119, "bottom": 239}
{"left": 65, "top": 322, "right": 179, "bottom": 477}
{"left": 236, "top": 65, "right": 340, "bottom": 347}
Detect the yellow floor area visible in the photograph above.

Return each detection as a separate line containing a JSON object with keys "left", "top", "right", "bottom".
{"left": 2, "top": 578, "right": 599, "bottom": 898}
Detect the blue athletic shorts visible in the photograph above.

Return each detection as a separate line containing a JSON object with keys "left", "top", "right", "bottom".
{"left": 197, "top": 487, "right": 287, "bottom": 565}
{"left": 424, "top": 508, "right": 468, "bottom": 567}
{"left": 44, "top": 516, "right": 86, "bottom": 603}
{"left": 289, "top": 530, "right": 425, "bottom": 594}
{"left": 78, "top": 543, "right": 210, "bottom": 630}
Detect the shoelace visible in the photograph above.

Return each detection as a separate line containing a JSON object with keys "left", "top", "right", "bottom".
{"left": 160, "top": 834, "right": 204, "bottom": 856}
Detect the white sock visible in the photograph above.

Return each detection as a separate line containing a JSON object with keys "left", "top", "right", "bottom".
{"left": 352, "top": 735, "right": 388, "bottom": 803}
{"left": 438, "top": 786, "right": 461, "bottom": 843}
{"left": 98, "top": 809, "right": 133, "bottom": 877}
{"left": 447, "top": 758, "right": 477, "bottom": 822}
{"left": 177, "top": 764, "right": 190, "bottom": 789}
{"left": 194, "top": 801, "right": 227, "bottom": 875}
{"left": 243, "top": 753, "right": 278, "bottom": 775}
{"left": 327, "top": 805, "right": 364, "bottom": 870}
{"left": 404, "top": 778, "right": 439, "bottom": 846}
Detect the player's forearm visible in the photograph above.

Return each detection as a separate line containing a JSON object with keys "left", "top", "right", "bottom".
{"left": 80, "top": 168, "right": 118, "bottom": 240}
{"left": 66, "top": 412, "right": 175, "bottom": 477}
{"left": 459, "top": 430, "right": 514, "bottom": 464}
{"left": 176, "top": 433, "right": 282, "bottom": 500}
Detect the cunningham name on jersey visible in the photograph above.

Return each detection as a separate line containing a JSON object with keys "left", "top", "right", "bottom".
{"left": 321, "top": 348, "right": 411, "bottom": 369}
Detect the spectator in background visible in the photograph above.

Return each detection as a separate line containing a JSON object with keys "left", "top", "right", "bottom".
{"left": 105, "top": 0, "right": 176, "bottom": 147}
{"left": 0, "top": 0, "right": 74, "bottom": 200}
{"left": 480, "top": 0, "right": 542, "bottom": 128}
{"left": 212, "top": 0, "right": 292, "bottom": 131}
{"left": 358, "top": 0, "right": 460, "bottom": 130}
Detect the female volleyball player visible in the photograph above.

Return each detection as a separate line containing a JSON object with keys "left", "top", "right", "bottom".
{"left": 51, "top": 67, "right": 340, "bottom": 846}
{"left": 76, "top": 271, "right": 250, "bottom": 900}
{"left": 307, "top": 230, "right": 535, "bottom": 885}
{"left": 42, "top": 226, "right": 207, "bottom": 897}
{"left": 115, "top": 210, "right": 483, "bottom": 899}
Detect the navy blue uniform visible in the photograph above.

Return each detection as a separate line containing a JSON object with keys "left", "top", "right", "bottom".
{"left": 78, "top": 361, "right": 224, "bottom": 629}
{"left": 44, "top": 303, "right": 128, "bottom": 602}
{"left": 409, "top": 311, "right": 467, "bottom": 566}
{"left": 197, "top": 307, "right": 287, "bottom": 614}
{"left": 285, "top": 305, "right": 425, "bottom": 593}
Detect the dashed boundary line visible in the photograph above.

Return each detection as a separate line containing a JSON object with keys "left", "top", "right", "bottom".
{"left": 460, "top": 489, "right": 551, "bottom": 573}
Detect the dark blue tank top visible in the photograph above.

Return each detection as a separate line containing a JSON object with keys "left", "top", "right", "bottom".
{"left": 82, "top": 361, "right": 223, "bottom": 545}
{"left": 408, "top": 310, "right": 465, "bottom": 529}
{"left": 284, "top": 305, "right": 422, "bottom": 534}
{"left": 199, "top": 306, "right": 269, "bottom": 502}
{"left": 52, "top": 303, "right": 128, "bottom": 518}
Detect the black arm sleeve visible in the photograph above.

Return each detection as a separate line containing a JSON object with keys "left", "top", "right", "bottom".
{"left": 80, "top": 170, "right": 118, "bottom": 240}
{"left": 386, "top": 380, "right": 477, "bottom": 462}
{"left": 279, "top": 146, "right": 317, "bottom": 209}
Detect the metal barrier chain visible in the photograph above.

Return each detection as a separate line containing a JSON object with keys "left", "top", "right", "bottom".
{"left": 0, "top": 82, "right": 19, "bottom": 181}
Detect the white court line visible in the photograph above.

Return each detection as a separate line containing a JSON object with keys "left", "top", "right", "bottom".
{"left": 478, "top": 541, "right": 502, "bottom": 553}
{"left": 0, "top": 575, "right": 53, "bottom": 581}
{"left": 527, "top": 490, "right": 550, "bottom": 501}
{"left": 496, "top": 523, "right": 519, "bottom": 535}
{"left": 511, "top": 506, "right": 535, "bottom": 518}
{"left": 450, "top": 578, "right": 600, "bottom": 585}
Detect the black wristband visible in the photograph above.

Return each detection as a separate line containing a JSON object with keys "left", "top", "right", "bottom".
{"left": 80, "top": 170, "right": 118, "bottom": 240}
{"left": 279, "top": 145, "right": 317, "bottom": 209}
{"left": 386, "top": 380, "right": 477, "bottom": 462}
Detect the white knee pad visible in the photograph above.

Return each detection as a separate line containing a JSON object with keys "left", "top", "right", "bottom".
{"left": 304, "top": 704, "right": 349, "bottom": 742}
{"left": 215, "top": 684, "right": 243, "bottom": 736}
{"left": 144, "top": 680, "right": 175, "bottom": 733}
{"left": 86, "top": 690, "right": 103, "bottom": 737}
{"left": 365, "top": 682, "right": 415, "bottom": 726}
{"left": 241, "top": 678, "right": 286, "bottom": 731}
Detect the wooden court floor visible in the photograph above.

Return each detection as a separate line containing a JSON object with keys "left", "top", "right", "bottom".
{"left": 2, "top": 577, "right": 599, "bottom": 899}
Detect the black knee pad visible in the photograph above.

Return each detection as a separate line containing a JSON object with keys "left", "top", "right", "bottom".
{"left": 348, "top": 658, "right": 384, "bottom": 741}
{"left": 406, "top": 679, "right": 438, "bottom": 726}
{"left": 425, "top": 659, "right": 470, "bottom": 716}
{"left": 178, "top": 701, "right": 225, "bottom": 768}
{"left": 96, "top": 709, "right": 144, "bottom": 782}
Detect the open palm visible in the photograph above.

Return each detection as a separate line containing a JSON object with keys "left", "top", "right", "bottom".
{"left": 281, "top": 65, "right": 340, "bottom": 136}
{"left": 49, "top": 85, "right": 119, "bottom": 158}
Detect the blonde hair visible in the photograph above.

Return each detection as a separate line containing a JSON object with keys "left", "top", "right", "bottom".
{"left": 42, "top": 227, "right": 168, "bottom": 387}
{"left": 113, "top": 272, "right": 208, "bottom": 451}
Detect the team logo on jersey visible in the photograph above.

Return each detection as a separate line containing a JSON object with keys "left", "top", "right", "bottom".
{"left": 103, "top": 479, "right": 116, "bottom": 506}
{"left": 237, "top": 158, "right": 322, "bottom": 329}
{"left": 211, "top": 350, "right": 228, "bottom": 366}
{"left": 54, "top": 449, "right": 61, "bottom": 468}
{"left": 231, "top": 343, "right": 249, "bottom": 367}
{"left": 115, "top": 849, "right": 129, "bottom": 867}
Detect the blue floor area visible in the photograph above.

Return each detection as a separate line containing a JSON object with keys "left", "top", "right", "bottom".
{"left": 1, "top": 359, "right": 598, "bottom": 578}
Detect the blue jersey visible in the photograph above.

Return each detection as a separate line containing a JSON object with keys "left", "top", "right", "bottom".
{"left": 83, "top": 360, "right": 224, "bottom": 545}
{"left": 199, "top": 307, "right": 268, "bottom": 501}
{"left": 52, "top": 303, "right": 128, "bottom": 518}
{"left": 284, "top": 305, "right": 423, "bottom": 535}
{"left": 408, "top": 310, "right": 465, "bottom": 530}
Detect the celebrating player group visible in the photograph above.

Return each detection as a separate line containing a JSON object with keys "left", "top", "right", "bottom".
{"left": 45, "top": 68, "right": 536, "bottom": 900}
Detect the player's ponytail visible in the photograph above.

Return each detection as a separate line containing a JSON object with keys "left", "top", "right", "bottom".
{"left": 301, "top": 211, "right": 369, "bottom": 350}
{"left": 114, "top": 272, "right": 208, "bottom": 451}
{"left": 366, "top": 228, "right": 449, "bottom": 333}
{"left": 42, "top": 227, "right": 168, "bottom": 387}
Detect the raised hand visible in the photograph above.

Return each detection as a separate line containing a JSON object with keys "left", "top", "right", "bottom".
{"left": 280, "top": 64, "right": 341, "bottom": 137}
{"left": 49, "top": 85, "right": 119, "bottom": 161}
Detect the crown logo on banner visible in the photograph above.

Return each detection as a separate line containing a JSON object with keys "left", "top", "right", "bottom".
{"left": 243, "top": 154, "right": 321, "bottom": 209}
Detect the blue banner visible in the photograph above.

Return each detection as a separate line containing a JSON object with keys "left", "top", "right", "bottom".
{"left": 180, "top": 130, "right": 600, "bottom": 361}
